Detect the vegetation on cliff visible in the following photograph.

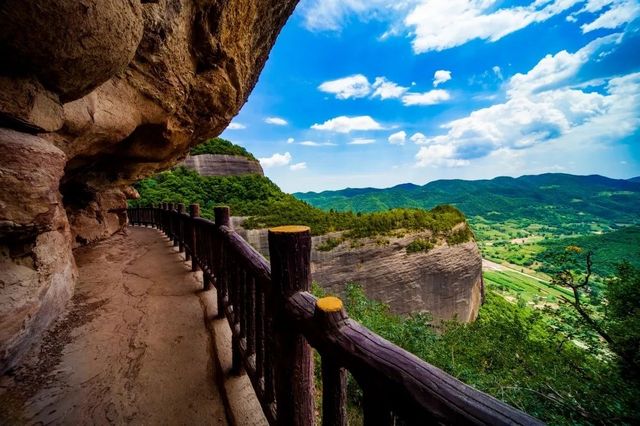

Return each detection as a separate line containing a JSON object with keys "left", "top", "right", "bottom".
{"left": 315, "top": 279, "right": 640, "bottom": 425}
{"left": 131, "top": 167, "right": 473, "bottom": 241}
{"left": 190, "top": 137, "right": 258, "bottom": 161}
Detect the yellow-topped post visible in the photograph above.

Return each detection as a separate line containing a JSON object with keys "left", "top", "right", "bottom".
{"left": 317, "top": 296, "right": 343, "bottom": 312}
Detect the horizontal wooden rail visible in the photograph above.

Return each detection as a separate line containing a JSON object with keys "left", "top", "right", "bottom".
{"left": 127, "top": 204, "right": 543, "bottom": 426}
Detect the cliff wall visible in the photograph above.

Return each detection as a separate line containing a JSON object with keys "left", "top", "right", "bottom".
{"left": 182, "top": 154, "right": 264, "bottom": 176}
{"left": 0, "top": 0, "right": 297, "bottom": 372}
{"left": 233, "top": 218, "right": 483, "bottom": 322}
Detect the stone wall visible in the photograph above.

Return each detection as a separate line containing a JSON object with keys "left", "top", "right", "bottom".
{"left": 0, "top": 0, "right": 298, "bottom": 373}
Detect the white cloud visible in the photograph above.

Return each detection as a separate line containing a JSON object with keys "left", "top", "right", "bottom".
{"left": 312, "top": 115, "right": 384, "bottom": 133}
{"left": 349, "top": 138, "right": 377, "bottom": 145}
{"left": 433, "top": 70, "right": 452, "bottom": 87}
{"left": 300, "top": 0, "right": 626, "bottom": 54}
{"left": 581, "top": 0, "right": 640, "bottom": 33}
{"left": 265, "top": 117, "right": 288, "bottom": 126}
{"left": 287, "top": 137, "right": 295, "bottom": 144}
{"left": 414, "top": 36, "right": 640, "bottom": 168}
{"left": 410, "top": 132, "right": 428, "bottom": 144}
{"left": 371, "top": 77, "right": 409, "bottom": 99}
{"left": 507, "top": 33, "right": 622, "bottom": 96}
{"left": 405, "top": 0, "right": 581, "bottom": 53}
{"left": 259, "top": 152, "right": 292, "bottom": 168}
{"left": 402, "top": 89, "right": 451, "bottom": 106}
{"left": 318, "top": 74, "right": 371, "bottom": 99}
{"left": 388, "top": 130, "right": 407, "bottom": 145}
{"left": 415, "top": 144, "right": 470, "bottom": 167}
{"left": 492, "top": 65, "right": 504, "bottom": 80}
{"left": 290, "top": 162, "right": 307, "bottom": 171}
{"left": 300, "top": 141, "right": 338, "bottom": 146}
{"left": 227, "top": 122, "right": 246, "bottom": 130}
{"left": 299, "top": 0, "right": 406, "bottom": 32}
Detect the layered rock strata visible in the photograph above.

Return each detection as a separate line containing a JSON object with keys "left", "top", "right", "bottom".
{"left": 0, "top": 0, "right": 297, "bottom": 372}
{"left": 182, "top": 154, "right": 264, "bottom": 177}
{"left": 233, "top": 218, "right": 483, "bottom": 322}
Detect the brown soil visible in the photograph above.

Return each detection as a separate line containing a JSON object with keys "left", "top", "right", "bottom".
{"left": 0, "top": 227, "right": 227, "bottom": 425}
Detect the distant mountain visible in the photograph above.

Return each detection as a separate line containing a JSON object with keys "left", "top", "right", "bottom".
{"left": 295, "top": 173, "right": 640, "bottom": 227}
{"left": 629, "top": 176, "right": 640, "bottom": 183}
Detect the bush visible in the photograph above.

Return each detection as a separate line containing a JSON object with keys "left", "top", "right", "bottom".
{"left": 406, "top": 238, "right": 434, "bottom": 254}
{"left": 341, "top": 284, "right": 640, "bottom": 425}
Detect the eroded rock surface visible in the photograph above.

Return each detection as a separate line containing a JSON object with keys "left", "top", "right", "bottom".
{"left": 182, "top": 154, "right": 264, "bottom": 177}
{"left": 0, "top": 0, "right": 298, "bottom": 371}
{"left": 234, "top": 220, "right": 483, "bottom": 322}
{"left": 0, "top": 129, "right": 77, "bottom": 372}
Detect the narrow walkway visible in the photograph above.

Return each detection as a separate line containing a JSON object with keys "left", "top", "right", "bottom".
{"left": 0, "top": 228, "right": 227, "bottom": 425}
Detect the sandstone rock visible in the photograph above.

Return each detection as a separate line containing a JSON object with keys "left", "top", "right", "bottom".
{"left": 48, "top": 0, "right": 298, "bottom": 192}
{"left": 0, "top": 76, "right": 64, "bottom": 133}
{"left": 0, "top": 130, "right": 76, "bottom": 373}
{"left": 233, "top": 219, "right": 483, "bottom": 322}
{"left": 182, "top": 154, "right": 264, "bottom": 177}
{"left": 65, "top": 189, "right": 129, "bottom": 247}
{"left": 0, "top": 129, "right": 67, "bottom": 238}
{"left": 0, "top": 0, "right": 144, "bottom": 101}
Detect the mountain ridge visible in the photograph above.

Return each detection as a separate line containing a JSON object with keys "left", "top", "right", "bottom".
{"left": 294, "top": 173, "right": 640, "bottom": 232}
{"left": 297, "top": 173, "right": 638, "bottom": 196}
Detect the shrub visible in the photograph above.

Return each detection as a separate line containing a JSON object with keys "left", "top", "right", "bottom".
{"left": 406, "top": 238, "right": 434, "bottom": 254}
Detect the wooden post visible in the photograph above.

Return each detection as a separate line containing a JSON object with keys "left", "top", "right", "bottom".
{"left": 316, "top": 297, "right": 348, "bottom": 426}
{"left": 177, "top": 203, "right": 185, "bottom": 253}
{"left": 268, "top": 225, "right": 315, "bottom": 426}
{"left": 215, "top": 206, "right": 231, "bottom": 227}
{"left": 190, "top": 204, "right": 200, "bottom": 272}
{"left": 161, "top": 203, "right": 167, "bottom": 234}
{"left": 214, "top": 206, "right": 230, "bottom": 317}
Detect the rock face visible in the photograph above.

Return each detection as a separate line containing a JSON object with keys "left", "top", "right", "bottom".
{"left": 0, "top": 0, "right": 298, "bottom": 372}
{"left": 233, "top": 218, "right": 483, "bottom": 322}
{"left": 182, "top": 154, "right": 264, "bottom": 176}
{"left": 0, "top": 129, "right": 77, "bottom": 372}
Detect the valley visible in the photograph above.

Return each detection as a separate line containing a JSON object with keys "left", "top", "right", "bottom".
{"left": 296, "top": 173, "right": 640, "bottom": 306}
{"left": 130, "top": 141, "right": 640, "bottom": 424}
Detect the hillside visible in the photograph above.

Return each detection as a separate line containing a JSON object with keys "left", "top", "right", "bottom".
{"left": 131, "top": 167, "right": 473, "bottom": 242}
{"left": 295, "top": 173, "right": 640, "bottom": 222}
{"left": 630, "top": 176, "right": 640, "bottom": 183}
{"left": 537, "top": 225, "right": 640, "bottom": 276}
{"left": 296, "top": 174, "right": 640, "bottom": 236}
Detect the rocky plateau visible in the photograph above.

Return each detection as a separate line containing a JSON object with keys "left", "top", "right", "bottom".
{"left": 181, "top": 153, "right": 264, "bottom": 176}
{"left": 233, "top": 219, "right": 483, "bottom": 322}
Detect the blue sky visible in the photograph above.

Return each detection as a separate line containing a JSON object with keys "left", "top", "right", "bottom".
{"left": 220, "top": 0, "right": 640, "bottom": 193}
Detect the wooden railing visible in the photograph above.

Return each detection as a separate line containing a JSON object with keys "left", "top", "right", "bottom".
{"left": 128, "top": 204, "right": 543, "bottom": 426}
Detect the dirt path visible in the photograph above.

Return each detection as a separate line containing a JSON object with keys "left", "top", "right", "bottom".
{"left": 0, "top": 228, "right": 227, "bottom": 425}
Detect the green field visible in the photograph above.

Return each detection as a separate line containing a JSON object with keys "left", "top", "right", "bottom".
{"left": 483, "top": 269, "right": 573, "bottom": 305}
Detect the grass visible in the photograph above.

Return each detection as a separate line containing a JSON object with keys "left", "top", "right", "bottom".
{"left": 483, "top": 270, "right": 573, "bottom": 304}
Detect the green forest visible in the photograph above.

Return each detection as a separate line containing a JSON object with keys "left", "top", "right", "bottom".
{"left": 189, "top": 137, "right": 258, "bottom": 160}
{"left": 131, "top": 167, "right": 472, "bottom": 241}
{"left": 314, "top": 278, "right": 640, "bottom": 425}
